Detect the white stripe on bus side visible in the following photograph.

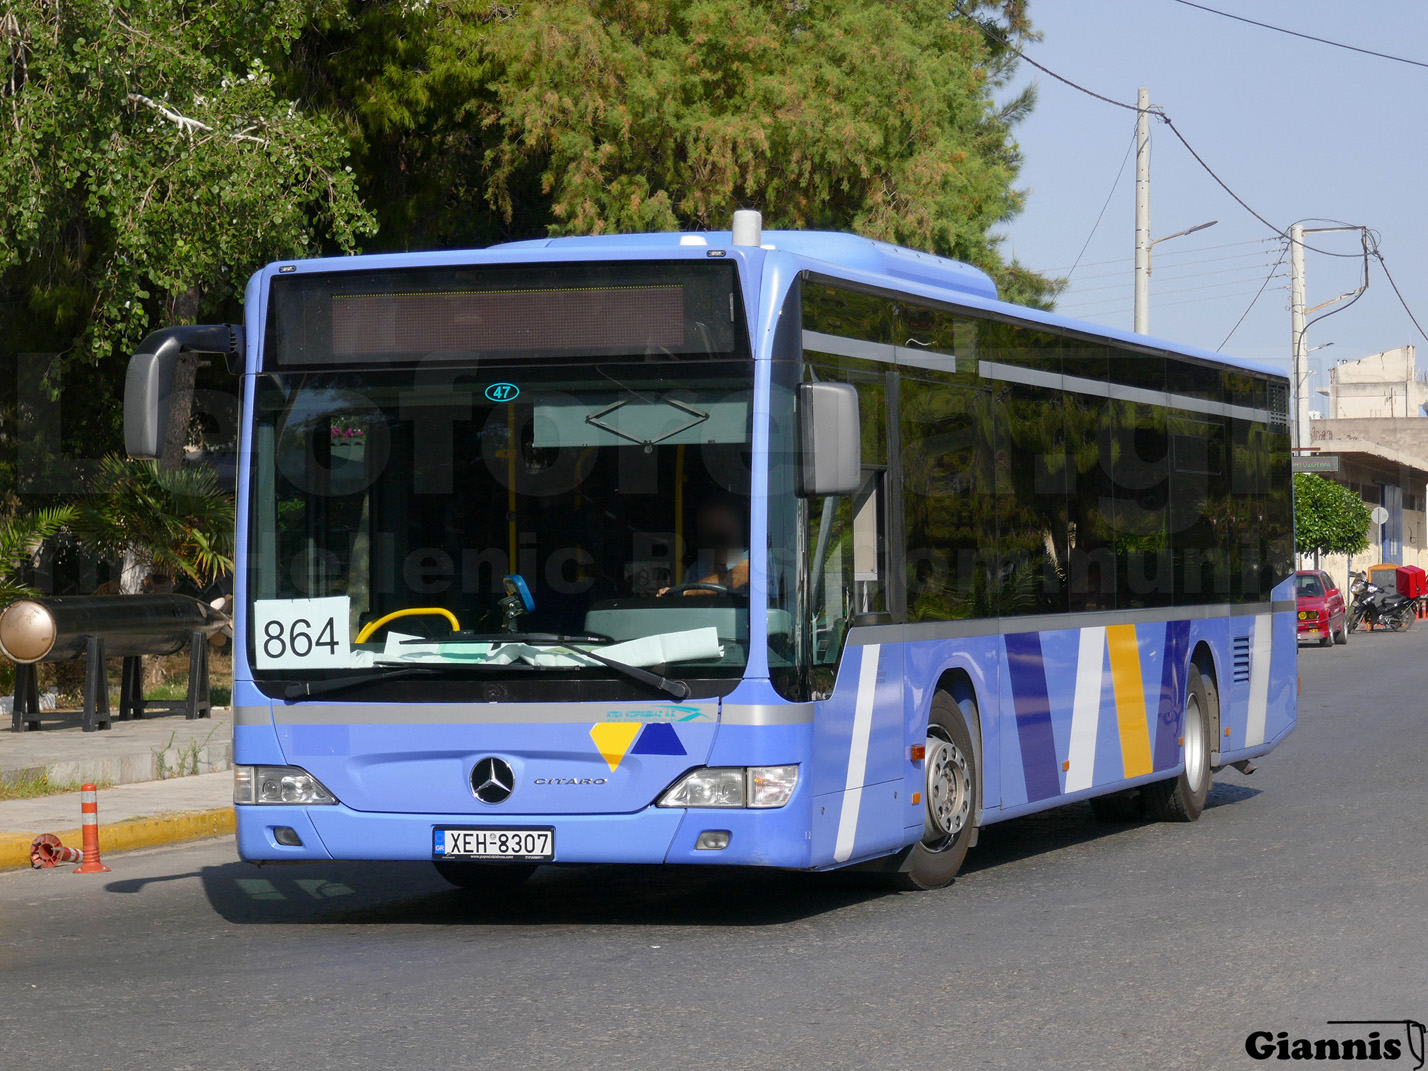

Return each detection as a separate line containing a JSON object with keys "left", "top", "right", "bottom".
{"left": 1245, "top": 613, "right": 1273, "bottom": 747}
{"left": 1065, "top": 626, "right": 1107, "bottom": 794}
{"left": 833, "top": 644, "right": 881, "bottom": 864}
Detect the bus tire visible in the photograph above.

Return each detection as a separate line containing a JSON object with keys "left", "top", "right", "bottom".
{"left": 889, "top": 690, "right": 979, "bottom": 891}
{"left": 433, "top": 861, "right": 537, "bottom": 891}
{"left": 1143, "top": 664, "right": 1212, "bottom": 822}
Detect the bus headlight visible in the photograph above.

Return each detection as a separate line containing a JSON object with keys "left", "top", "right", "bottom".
{"left": 234, "top": 765, "right": 338, "bottom": 805}
{"left": 657, "top": 766, "right": 798, "bottom": 809}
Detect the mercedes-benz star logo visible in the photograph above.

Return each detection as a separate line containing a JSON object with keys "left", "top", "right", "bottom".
{"left": 470, "top": 757, "right": 515, "bottom": 804}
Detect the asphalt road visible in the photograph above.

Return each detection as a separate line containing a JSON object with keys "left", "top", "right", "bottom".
{"left": 3, "top": 623, "right": 1426, "bottom": 1071}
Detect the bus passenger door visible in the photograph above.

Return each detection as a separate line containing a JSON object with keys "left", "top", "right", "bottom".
{"left": 807, "top": 475, "right": 907, "bottom": 867}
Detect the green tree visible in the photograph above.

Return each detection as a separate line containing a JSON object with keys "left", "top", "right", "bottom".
{"left": 290, "top": 0, "right": 1058, "bottom": 306}
{"left": 0, "top": 505, "right": 75, "bottom": 605}
{"left": 73, "top": 455, "right": 234, "bottom": 593}
{"left": 1293, "top": 473, "right": 1370, "bottom": 558}
{"left": 0, "top": 0, "right": 375, "bottom": 381}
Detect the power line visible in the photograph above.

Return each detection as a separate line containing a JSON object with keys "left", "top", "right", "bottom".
{"left": 1058, "top": 248, "right": 1275, "bottom": 284}
{"left": 1062, "top": 261, "right": 1283, "bottom": 297}
{"left": 953, "top": 6, "right": 1363, "bottom": 258}
{"left": 1063, "top": 126, "right": 1138, "bottom": 280}
{"left": 1066, "top": 285, "right": 1291, "bottom": 321}
{"left": 1219, "top": 241, "right": 1291, "bottom": 348}
{"left": 1060, "top": 275, "right": 1286, "bottom": 312}
{"left": 1371, "top": 249, "right": 1428, "bottom": 346}
{"left": 1168, "top": 0, "right": 1428, "bottom": 71}
{"left": 1039, "top": 237, "right": 1273, "bottom": 273}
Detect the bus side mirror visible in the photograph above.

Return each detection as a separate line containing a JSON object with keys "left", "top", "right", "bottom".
{"left": 123, "top": 350, "right": 178, "bottom": 459}
{"left": 123, "top": 324, "right": 245, "bottom": 459}
{"left": 797, "top": 382, "right": 861, "bottom": 496}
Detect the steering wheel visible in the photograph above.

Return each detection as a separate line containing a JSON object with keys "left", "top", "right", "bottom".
{"left": 662, "top": 582, "right": 732, "bottom": 597}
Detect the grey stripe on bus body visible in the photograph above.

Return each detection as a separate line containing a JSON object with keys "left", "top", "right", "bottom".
{"left": 236, "top": 701, "right": 721, "bottom": 727}
{"left": 845, "top": 600, "right": 1295, "bottom": 646}
{"left": 802, "top": 329, "right": 955, "bottom": 373}
{"left": 977, "top": 360, "right": 1279, "bottom": 424}
{"left": 721, "top": 703, "right": 816, "bottom": 726}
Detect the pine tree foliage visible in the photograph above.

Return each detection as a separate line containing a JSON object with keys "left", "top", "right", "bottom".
{"left": 292, "top": 0, "right": 1059, "bottom": 306}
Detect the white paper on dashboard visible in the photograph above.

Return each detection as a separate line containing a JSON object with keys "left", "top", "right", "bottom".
{"left": 485, "top": 627, "right": 723, "bottom": 669}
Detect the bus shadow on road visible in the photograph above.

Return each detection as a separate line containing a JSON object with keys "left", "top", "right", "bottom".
{"left": 961, "top": 780, "right": 1262, "bottom": 876}
{"left": 103, "top": 784, "right": 1264, "bottom": 924}
{"left": 108, "top": 859, "right": 894, "bottom": 927}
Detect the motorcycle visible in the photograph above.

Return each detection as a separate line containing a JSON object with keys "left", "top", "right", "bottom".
{"left": 1348, "top": 571, "right": 1418, "bottom": 632}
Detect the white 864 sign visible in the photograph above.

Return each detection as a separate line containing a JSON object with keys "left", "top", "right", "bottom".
{"left": 254, "top": 597, "right": 352, "bottom": 670}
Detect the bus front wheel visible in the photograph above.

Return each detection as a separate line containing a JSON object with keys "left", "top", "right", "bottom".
{"left": 1143, "top": 664, "right": 1213, "bottom": 822}
{"left": 889, "top": 690, "right": 979, "bottom": 891}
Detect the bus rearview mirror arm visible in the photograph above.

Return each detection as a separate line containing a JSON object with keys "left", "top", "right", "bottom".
{"left": 123, "top": 324, "right": 245, "bottom": 460}
{"left": 797, "top": 382, "right": 861, "bottom": 497}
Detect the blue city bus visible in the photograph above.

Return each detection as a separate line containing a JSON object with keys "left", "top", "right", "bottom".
{"left": 124, "top": 216, "right": 1296, "bottom": 890}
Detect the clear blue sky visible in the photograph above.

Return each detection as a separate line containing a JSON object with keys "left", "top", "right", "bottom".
{"left": 1000, "top": 0, "right": 1428, "bottom": 396}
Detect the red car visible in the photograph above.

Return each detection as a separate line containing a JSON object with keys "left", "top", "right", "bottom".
{"left": 1295, "top": 569, "right": 1349, "bottom": 646}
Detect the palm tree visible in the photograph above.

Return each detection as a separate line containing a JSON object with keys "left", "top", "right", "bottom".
{"left": 0, "top": 506, "right": 77, "bottom": 606}
{"left": 73, "top": 455, "right": 234, "bottom": 593}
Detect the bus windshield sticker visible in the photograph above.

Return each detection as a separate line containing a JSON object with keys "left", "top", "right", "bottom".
{"left": 254, "top": 597, "right": 352, "bottom": 670}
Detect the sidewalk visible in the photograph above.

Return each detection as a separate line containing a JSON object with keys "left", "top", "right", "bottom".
{"left": 1, "top": 708, "right": 233, "bottom": 786}
{"left": 0, "top": 770, "right": 234, "bottom": 869}
{"left": 0, "top": 711, "right": 237, "bottom": 870}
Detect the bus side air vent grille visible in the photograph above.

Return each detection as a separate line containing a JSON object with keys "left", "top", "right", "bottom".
{"left": 1232, "top": 635, "right": 1252, "bottom": 684}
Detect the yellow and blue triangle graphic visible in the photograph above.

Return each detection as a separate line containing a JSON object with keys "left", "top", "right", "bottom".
{"left": 590, "top": 723, "right": 641, "bottom": 771}
{"left": 631, "top": 722, "right": 687, "bottom": 756}
{"left": 589, "top": 722, "right": 688, "bottom": 771}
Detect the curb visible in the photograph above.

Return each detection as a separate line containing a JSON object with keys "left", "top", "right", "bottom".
{"left": 0, "top": 807, "right": 235, "bottom": 871}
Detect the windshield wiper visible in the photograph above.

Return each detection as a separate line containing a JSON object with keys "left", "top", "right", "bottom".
{"left": 550, "top": 643, "right": 691, "bottom": 700}
{"left": 291, "top": 636, "right": 689, "bottom": 701}
{"left": 432, "top": 633, "right": 691, "bottom": 699}
{"left": 282, "top": 665, "right": 441, "bottom": 700}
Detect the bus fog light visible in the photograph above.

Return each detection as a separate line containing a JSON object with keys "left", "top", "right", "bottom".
{"left": 234, "top": 765, "right": 338, "bottom": 805}
{"left": 273, "top": 826, "right": 304, "bottom": 846}
{"left": 695, "top": 831, "right": 731, "bottom": 850}
{"left": 747, "top": 765, "right": 798, "bottom": 808}
{"left": 658, "top": 768, "right": 745, "bottom": 808}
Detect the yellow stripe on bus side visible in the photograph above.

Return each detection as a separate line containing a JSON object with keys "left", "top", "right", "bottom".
{"left": 1105, "top": 624, "right": 1153, "bottom": 778}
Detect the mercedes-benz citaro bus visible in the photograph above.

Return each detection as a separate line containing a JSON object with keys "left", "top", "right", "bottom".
{"left": 123, "top": 212, "right": 1296, "bottom": 890}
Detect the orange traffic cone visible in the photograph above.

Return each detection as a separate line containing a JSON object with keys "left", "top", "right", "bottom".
{"left": 29, "top": 833, "right": 83, "bottom": 869}
{"left": 73, "top": 784, "right": 111, "bottom": 874}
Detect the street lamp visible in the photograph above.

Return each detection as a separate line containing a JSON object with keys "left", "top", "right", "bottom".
{"left": 1134, "top": 219, "right": 1218, "bottom": 333}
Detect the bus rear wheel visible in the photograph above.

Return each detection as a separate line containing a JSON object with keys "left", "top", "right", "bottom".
{"left": 1143, "top": 664, "right": 1212, "bottom": 822}
{"left": 433, "top": 861, "right": 537, "bottom": 891}
{"left": 889, "top": 690, "right": 979, "bottom": 891}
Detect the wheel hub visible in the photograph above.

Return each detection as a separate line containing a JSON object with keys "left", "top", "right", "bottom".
{"left": 924, "top": 730, "right": 971, "bottom": 849}
{"left": 1184, "top": 694, "right": 1205, "bottom": 793}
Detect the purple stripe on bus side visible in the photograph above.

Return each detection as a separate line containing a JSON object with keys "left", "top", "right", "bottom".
{"left": 1153, "top": 620, "right": 1191, "bottom": 770}
{"left": 1004, "top": 632, "right": 1061, "bottom": 803}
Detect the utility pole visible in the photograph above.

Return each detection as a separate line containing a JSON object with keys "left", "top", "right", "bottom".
{"left": 1290, "top": 223, "right": 1308, "bottom": 450}
{"left": 1291, "top": 225, "right": 1365, "bottom": 451}
{"left": 1133, "top": 87, "right": 1151, "bottom": 334}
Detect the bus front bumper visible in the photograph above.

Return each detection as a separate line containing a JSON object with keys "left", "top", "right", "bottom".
{"left": 235, "top": 802, "right": 816, "bottom": 869}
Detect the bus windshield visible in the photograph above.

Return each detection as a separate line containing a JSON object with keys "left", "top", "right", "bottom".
{"left": 247, "top": 267, "right": 757, "bottom": 699}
